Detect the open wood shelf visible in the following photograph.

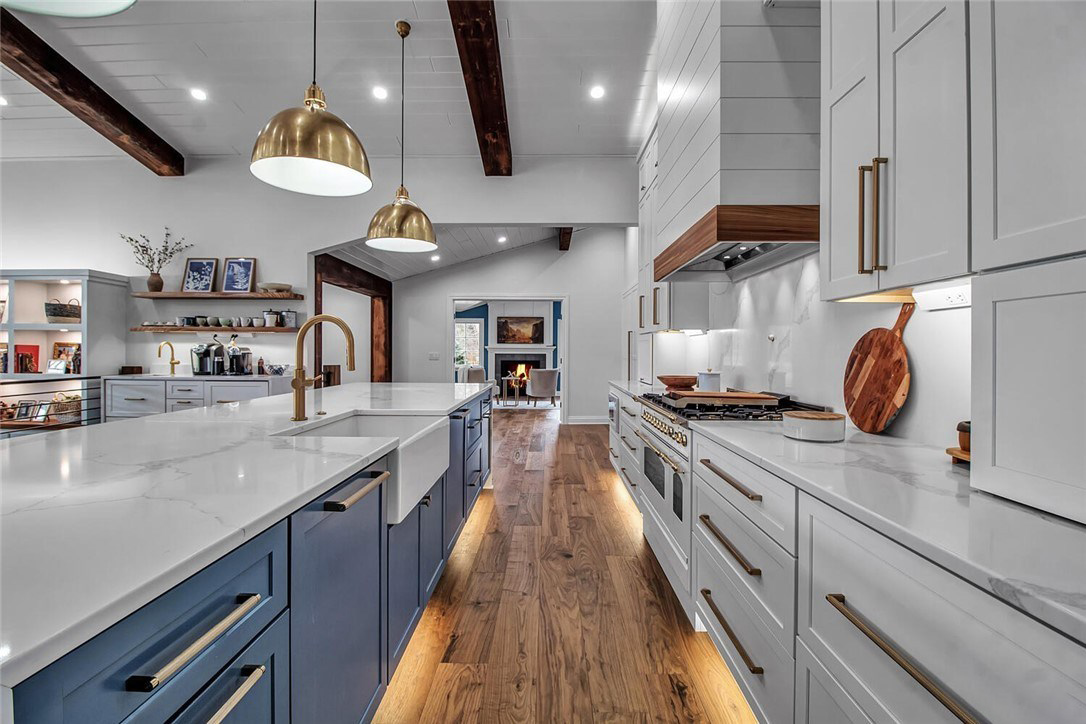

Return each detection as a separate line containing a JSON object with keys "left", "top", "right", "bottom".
{"left": 1, "top": 419, "right": 81, "bottom": 431}
{"left": 130, "top": 326, "right": 300, "bottom": 334}
{"left": 130, "top": 290, "right": 304, "bottom": 299}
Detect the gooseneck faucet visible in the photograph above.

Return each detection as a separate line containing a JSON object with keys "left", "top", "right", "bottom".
{"left": 157, "top": 340, "right": 179, "bottom": 376}
{"left": 291, "top": 314, "right": 356, "bottom": 421}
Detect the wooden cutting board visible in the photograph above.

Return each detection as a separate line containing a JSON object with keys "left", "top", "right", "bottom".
{"left": 666, "top": 390, "right": 779, "bottom": 406}
{"left": 844, "top": 303, "right": 915, "bottom": 433}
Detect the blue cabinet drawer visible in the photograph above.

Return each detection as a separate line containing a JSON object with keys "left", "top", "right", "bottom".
{"left": 465, "top": 396, "right": 484, "bottom": 449}
{"left": 167, "top": 610, "right": 289, "bottom": 724}
{"left": 464, "top": 436, "right": 485, "bottom": 513}
{"left": 13, "top": 522, "right": 288, "bottom": 724}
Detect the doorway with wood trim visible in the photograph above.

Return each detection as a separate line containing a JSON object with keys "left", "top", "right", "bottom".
{"left": 312, "top": 253, "right": 392, "bottom": 384}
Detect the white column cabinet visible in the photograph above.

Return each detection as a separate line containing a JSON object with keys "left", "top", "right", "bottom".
{"left": 821, "top": 0, "right": 970, "bottom": 300}
{"left": 969, "top": 0, "right": 1086, "bottom": 271}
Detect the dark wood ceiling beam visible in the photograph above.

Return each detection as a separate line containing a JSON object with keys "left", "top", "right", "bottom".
{"left": 0, "top": 8, "right": 184, "bottom": 176}
{"left": 447, "top": 0, "right": 512, "bottom": 176}
{"left": 557, "top": 227, "right": 573, "bottom": 251}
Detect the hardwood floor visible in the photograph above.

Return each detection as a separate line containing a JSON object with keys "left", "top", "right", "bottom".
{"left": 374, "top": 408, "right": 757, "bottom": 723}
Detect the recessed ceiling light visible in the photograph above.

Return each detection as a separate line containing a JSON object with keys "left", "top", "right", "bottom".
{"left": 59, "top": 279, "right": 70, "bottom": 284}
{"left": 497, "top": 236, "right": 507, "bottom": 243}
{"left": 372, "top": 86, "right": 388, "bottom": 100}
{"left": 723, "top": 255, "right": 732, "bottom": 260}
{"left": 589, "top": 85, "right": 605, "bottom": 99}
{"left": 189, "top": 88, "right": 208, "bottom": 101}
{"left": 430, "top": 254, "right": 440, "bottom": 261}
{"left": 0, "top": 97, "right": 7, "bottom": 106}
{"left": 739, "top": 246, "right": 748, "bottom": 251}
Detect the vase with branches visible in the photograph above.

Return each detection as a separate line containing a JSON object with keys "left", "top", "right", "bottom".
{"left": 120, "top": 227, "right": 193, "bottom": 292}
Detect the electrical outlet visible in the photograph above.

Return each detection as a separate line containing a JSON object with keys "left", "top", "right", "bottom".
{"left": 913, "top": 280, "right": 971, "bottom": 311}
{"left": 428, "top": 352, "right": 440, "bottom": 361}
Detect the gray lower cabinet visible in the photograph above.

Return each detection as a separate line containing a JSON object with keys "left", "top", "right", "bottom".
{"left": 290, "top": 467, "right": 387, "bottom": 724}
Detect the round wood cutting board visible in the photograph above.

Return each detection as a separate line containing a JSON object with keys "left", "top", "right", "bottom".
{"left": 843, "top": 303, "right": 915, "bottom": 434}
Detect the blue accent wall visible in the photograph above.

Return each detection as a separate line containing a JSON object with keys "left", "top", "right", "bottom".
{"left": 454, "top": 304, "right": 489, "bottom": 377}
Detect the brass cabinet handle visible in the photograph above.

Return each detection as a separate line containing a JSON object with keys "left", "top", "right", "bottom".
{"left": 638, "top": 295, "right": 645, "bottom": 328}
{"left": 701, "top": 589, "right": 763, "bottom": 675}
{"left": 175, "top": 387, "right": 194, "bottom": 392}
{"left": 699, "top": 459, "right": 762, "bottom": 501}
{"left": 626, "top": 330, "right": 633, "bottom": 379}
{"left": 635, "top": 430, "right": 681, "bottom": 473}
{"left": 620, "top": 466, "right": 637, "bottom": 488}
{"left": 699, "top": 514, "right": 761, "bottom": 576}
{"left": 871, "top": 157, "right": 888, "bottom": 271}
{"left": 206, "top": 664, "right": 267, "bottom": 724}
{"left": 420, "top": 494, "right": 432, "bottom": 507}
{"left": 609, "top": 447, "right": 618, "bottom": 459}
{"left": 324, "top": 470, "right": 390, "bottom": 512}
{"left": 620, "top": 435, "right": 637, "bottom": 453}
{"left": 215, "top": 400, "right": 238, "bottom": 404}
{"left": 652, "top": 287, "right": 660, "bottom": 325}
{"left": 826, "top": 594, "right": 977, "bottom": 723}
{"left": 125, "top": 593, "right": 262, "bottom": 692}
{"left": 858, "top": 164, "right": 873, "bottom": 274}
{"left": 123, "top": 397, "right": 147, "bottom": 401}
{"left": 175, "top": 401, "right": 194, "bottom": 405}
{"left": 621, "top": 405, "right": 637, "bottom": 417}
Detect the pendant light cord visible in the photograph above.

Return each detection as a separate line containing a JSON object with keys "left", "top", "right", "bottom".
{"left": 400, "top": 29, "right": 405, "bottom": 188}
{"left": 312, "top": 0, "right": 317, "bottom": 84}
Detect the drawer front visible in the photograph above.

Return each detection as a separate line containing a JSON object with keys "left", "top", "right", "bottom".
{"left": 13, "top": 522, "right": 288, "bottom": 724}
{"left": 617, "top": 394, "right": 640, "bottom": 426}
{"left": 205, "top": 381, "right": 268, "bottom": 405}
{"left": 608, "top": 430, "right": 621, "bottom": 468}
{"left": 166, "top": 381, "right": 204, "bottom": 399}
{"left": 694, "top": 433, "right": 797, "bottom": 553}
{"left": 465, "top": 395, "right": 484, "bottom": 449}
{"left": 164, "top": 610, "right": 289, "bottom": 724}
{"left": 642, "top": 486, "right": 691, "bottom": 601}
{"left": 107, "top": 381, "right": 165, "bottom": 417}
{"left": 167, "top": 399, "right": 201, "bottom": 413}
{"left": 618, "top": 447, "right": 640, "bottom": 502}
{"left": 464, "top": 437, "right": 485, "bottom": 511}
{"left": 694, "top": 543, "right": 794, "bottom": 724}
{"left": 617, "top": 419, "right": 641, "bottom": 469}
{"left": 799, "top": 493, "right": 1086, "bottom": 723}
{"left": 694, "top": 476, "right": 795, "bottom": 655}
{"left": 795, "top": 638, "right": 871, "bottom": 724}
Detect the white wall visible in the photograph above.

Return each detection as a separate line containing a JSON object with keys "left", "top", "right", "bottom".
{"left": 321, "top": 283, "right": 371, "bottom": 384}
{"left": 393, "top": 227, "right": 626, "bottom": 423}
{"left": 659, "top": 253, "right": 970, "bottom": 447}
{"left": 1, "top": 154, "right": 635, "bottom": 372}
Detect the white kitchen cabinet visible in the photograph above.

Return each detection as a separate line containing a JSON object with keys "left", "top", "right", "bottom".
{"left": 106, "top": 380, "right": 166, "bottom": 418}
{"left": 969, "top": 0, "right": 1086, "bottom": 271}
{"left": 620, "top": 288, "right": 639, "bottom": 381}
{"left": 637, "top": 127, "right": 658, "bottom": 204}
{"left": 167, "top": 399, "right": 201, "bottom": 413}
{"left": 795, "top": 638, "right": 871, "bottom": 724}
{"left": 820, "top": 0, "right": 969, "bottom": 300}
{"left": 972, "top": 256, "right": 1086, "bottom": 525}
{"left": 205, "top": 381, "right": 269, "bottom": 405}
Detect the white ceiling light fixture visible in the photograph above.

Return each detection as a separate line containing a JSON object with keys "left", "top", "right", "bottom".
{"left": 189, "top": 88, "right": 208, "bottom": 101}
{"left": 589, "top": 85, "right": 605, "bottom": 99}
{"left": 372, "top": 86, "right": 388, "bottom": 100}
{"left": 0, "top": 97, "right": 7, "bottom": 106}
{"left": 497, "top": 236, "right": 507, "bottom": 243}
{"left": 250, "top": 0, "right": 372, "bottom": 197}
{"left": 430, "top": 254, "right": 440, "bottom": 262}
{"left": 0, "top": 0, "right": 136, "bottom": 17}
{"left": 365, "top": 21, "right": 437, "bottom": 253}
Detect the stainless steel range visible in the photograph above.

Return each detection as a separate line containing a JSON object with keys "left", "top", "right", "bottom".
{"left": 633, "top": 389, "right": 829, "bottom": 600}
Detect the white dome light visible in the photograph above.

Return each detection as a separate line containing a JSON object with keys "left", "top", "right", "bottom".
{"left": 589, "top": 85, "right": 605, "bottom": 99}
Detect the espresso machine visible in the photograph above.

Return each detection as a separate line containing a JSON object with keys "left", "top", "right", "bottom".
{"left": 190, "top": 336, "right": 225, "bottom": 375}
{"left": 225, "top": 335, "right": 253, "bottom": 376}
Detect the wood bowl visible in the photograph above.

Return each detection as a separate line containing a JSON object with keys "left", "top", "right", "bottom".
{"left": 657, "top": 375, "right": 697, "bottom": 391}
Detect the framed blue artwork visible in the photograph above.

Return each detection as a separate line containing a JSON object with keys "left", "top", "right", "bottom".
{"left": 181, "top": 258, "right": 217, "bottom": 292}
{"left": 222, "top": 257, "right": 256, "bottom": 293}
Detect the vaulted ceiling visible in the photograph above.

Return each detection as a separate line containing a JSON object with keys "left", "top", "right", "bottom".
{"left": 0, "top": 0, "right": 656, "bottom": 162}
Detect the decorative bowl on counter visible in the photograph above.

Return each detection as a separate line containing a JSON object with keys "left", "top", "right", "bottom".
{"left": 657, "top": 375, "right": 697, "bottom": 391}
{"left": 265, "top": 364, "right": 289, "bottom": 376}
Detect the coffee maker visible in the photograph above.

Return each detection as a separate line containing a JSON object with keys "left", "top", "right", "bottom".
{"left": 191, "top": 336, "right": 225, "bottom": 375}
{"left": 225, "top": 335, "right": 253, "bottom": 376}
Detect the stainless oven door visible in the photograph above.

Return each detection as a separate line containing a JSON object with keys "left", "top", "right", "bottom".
{"left": 638, "top": 429, "right": 690, "bottom": 558}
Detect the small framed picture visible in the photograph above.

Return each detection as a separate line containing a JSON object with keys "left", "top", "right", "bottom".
{"left": 181, "top": 258, "right": 218, "bottom": 293}
{"left": 14, "top": 401, "right": 37, "bottom": 420}
{"left": 33, "top": 402, "right": 51, "bottom": 421}
{"left": 46, "top": 359, "right": 68, "bottom": 374}
{"left": 222, "top": 257, "right": 256, "bottom": 293}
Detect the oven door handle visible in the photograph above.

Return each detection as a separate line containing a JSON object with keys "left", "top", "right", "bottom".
{"left": 634, "top": 429, "right": 682, "bottom": 474}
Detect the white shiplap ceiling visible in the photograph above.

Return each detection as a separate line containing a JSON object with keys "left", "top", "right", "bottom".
{"left": 332, "top": 224, "right": 565, "bottom": 280}
{"left": 0, "top": 0, "right": 656, "bottom": 161}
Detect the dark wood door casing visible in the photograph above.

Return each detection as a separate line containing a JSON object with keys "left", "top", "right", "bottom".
{"left": 313, "top": 254, "right": 393, "bottom": 383}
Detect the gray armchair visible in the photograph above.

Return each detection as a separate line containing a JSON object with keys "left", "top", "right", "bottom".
{"left": 525, "top": 368, "right": 559, "bottom": 407}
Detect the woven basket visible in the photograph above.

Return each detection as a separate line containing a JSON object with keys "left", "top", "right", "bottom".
{"left": 45, "top": 298, "right": 81, "bottom": 324}
{"left": 51, "top": 393, "right": 82, "bottom": 423}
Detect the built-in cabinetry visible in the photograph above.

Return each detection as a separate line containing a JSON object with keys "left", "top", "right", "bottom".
{"left": 14, "top": 390, "right": 493, "bottom": 724}
{"left": 820, "top": 0, "right": 969, "bottom": 300}
{"left": 104, "top": 376, "right": 290, "bottom": 421}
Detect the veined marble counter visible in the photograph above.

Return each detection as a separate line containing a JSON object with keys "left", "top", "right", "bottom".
{"left": 609, "top": 379, "right": 662, "bottom": 396}
{"left": 101, "top": 373, "right": 289, "bottom": 381}
{"left": 0, "top": 382, "right": 492, "bottom": 687}
{"left": 689, "top": 420, "right": 1086, "bottom": 647}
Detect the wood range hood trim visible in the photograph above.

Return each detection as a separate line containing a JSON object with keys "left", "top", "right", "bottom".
{"left": 653, "top": 205, "right": 820, "bottom": 282}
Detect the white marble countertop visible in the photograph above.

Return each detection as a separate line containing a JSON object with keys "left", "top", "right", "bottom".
{"left": 689, "top": 420, "right": 1086, "bottom": 646}
{"left": 0, "top": 382, "right": 492, "bottom": 687}
{"left": 102, "top": 373, "right": 288, "bottom": 381}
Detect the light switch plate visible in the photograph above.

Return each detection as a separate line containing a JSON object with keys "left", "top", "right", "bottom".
{"left": 428, "top": 352, "right": 440, "bottom": 361}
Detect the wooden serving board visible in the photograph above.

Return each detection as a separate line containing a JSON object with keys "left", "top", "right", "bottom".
{"left": 666, "top": 390, "right": 779, "bottom": 406}
{"left": 843, "top": 303, "right": 914, "bottom": 434}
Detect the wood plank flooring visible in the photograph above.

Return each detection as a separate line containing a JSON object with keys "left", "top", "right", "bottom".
{"left": 374, "top": 408, "right": 757, "bottom": 723}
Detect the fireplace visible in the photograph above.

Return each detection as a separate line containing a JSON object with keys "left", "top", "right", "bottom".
{"left": 495, "top": 353, "right": 548, "bottom": 388}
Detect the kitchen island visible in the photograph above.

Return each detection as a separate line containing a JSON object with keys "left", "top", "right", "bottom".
{"left": 0, "top": 382, "right": 493, "bottom": 723}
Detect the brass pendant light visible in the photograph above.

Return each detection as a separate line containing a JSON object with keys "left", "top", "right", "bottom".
{"left": 250, "top": 0, "right": 372, "bottom": 196}
{"left": 365, "top": 21, "right": 437, "bottom": 253}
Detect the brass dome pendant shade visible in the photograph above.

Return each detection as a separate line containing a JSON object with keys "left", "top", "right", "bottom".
{"left": 250, "top": 1, "right": 372, "bottom": 197}
{"left": 366, "top": 21, "right": 436, "bottom": 253}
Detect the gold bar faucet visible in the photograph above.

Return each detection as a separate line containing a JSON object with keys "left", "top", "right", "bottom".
{"left": 157, "top": 340, "right": 180, "bottom": 376}
{"left": 291, "top": 314, "right": 356, "bottom": 421}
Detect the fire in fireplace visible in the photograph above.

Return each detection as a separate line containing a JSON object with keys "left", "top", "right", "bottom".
{"left": 500, "top": 359, "right": 535, "bottom": 388}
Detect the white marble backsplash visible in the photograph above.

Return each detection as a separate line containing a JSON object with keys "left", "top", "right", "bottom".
{"left": 679, "top": 254, "right": 970, "bottom": 447}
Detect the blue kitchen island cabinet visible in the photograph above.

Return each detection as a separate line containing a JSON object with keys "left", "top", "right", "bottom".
{"left": 444, "top": 407, "right": 468, "bottom": 556}
{"left": 419, "top": 475, "right": 446, "bottom": 600}
{"left": 290, "top": 466, "right": 388, "bottom": 724}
